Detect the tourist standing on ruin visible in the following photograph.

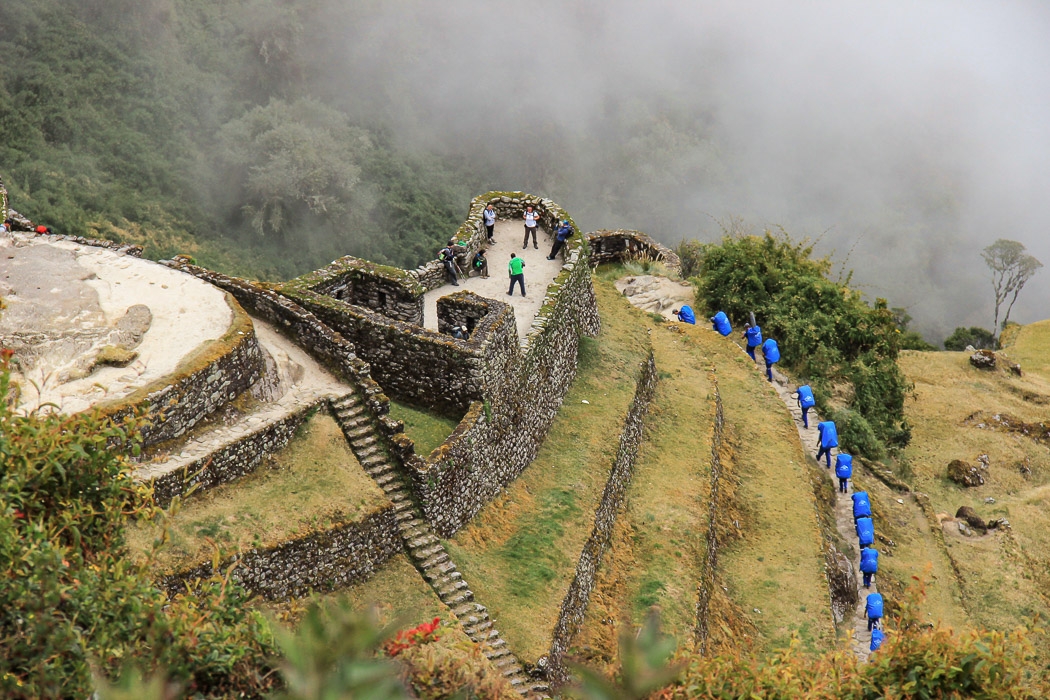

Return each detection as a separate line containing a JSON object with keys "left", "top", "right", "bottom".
{"left": 508, "top": 253, "right": 526, "bottom": 296}
{"left": 547, "top": 220, "right": 573, "bottom": 260}
{"left": 522, "top": 206, "right": 539, "bottom": 249}
{"left": 439, "top": 241, "right": 459, "bottom": 286}
{"left": 484, "top": 203, "right": 497, "bottom": 244}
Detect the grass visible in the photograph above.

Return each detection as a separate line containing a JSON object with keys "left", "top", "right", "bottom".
{"left": 896, "top": 320, "right": 1050, "bottom": 644}
{"left": 128, "top": 412, "right": 388, "bottom": 573}
{"left": 443, "top": 279, "right": 653, "bottom": 663}
{"left": 387, "top": 401, "right": 462, "bottom": 458}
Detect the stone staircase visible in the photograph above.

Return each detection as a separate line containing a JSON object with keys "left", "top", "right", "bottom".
{"left": 330, "top": 393, "right": 550, "bottom": 698}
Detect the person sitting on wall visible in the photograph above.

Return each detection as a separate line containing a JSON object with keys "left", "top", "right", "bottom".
{"left": 815, "top": 419, "right": 838, "bottom": 467}
{"left": 860, "top": 546, "right": 879, "bottom": 589}
{"left": 761, "top": 337, "right": 781, "bottom": 382}
{"left": 472, "top": 249, "right": 489, "bottom": 278}
{"left": 742, "top": 321, "right": 763, "bottom": 361}
{"left": 710, "top": 311, "right": 732, "bottom": 336}
{"left": 451, "top": 325, "right": 468, "bottom": 340}
{"left": 672, "top": 306, "right": 696, "bottom": 324}
{"left": 865, "top": 591, "right": 884, "bottom": 631}
{"left": 547, "top": 220, "right": 573, "bottom": 260}
{"left": 852, "top": 491, "right": 873, "bottom": 523}
{"left": 522, "top": 205, "right": 539, "bottom": 249}
{"left": 796, "top": 384, "right": 816, "bottom": 428}
{"left": 507, "top": 253, "right": 526, "bottom": 297}
{"left": 856, "top": 516, "right": 875, "bottom": 550}
{"left": 835, "top": 453, "right": 853, "bottom": 493}
{"left": 483, "top": 203, "right": 497, "bottom": 244}
{"left": 439, "top": 240, "right": 459, "bottom": 286}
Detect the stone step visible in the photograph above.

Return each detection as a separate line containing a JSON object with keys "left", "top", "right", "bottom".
{"left": 344, "top": 424, "right": 373, "bottom": 439}
{"left": 355, "top": 445, "right": 380, "bottom": 459}
{"left": 407, "top": 534, "right": 438, "bottom": 549}
{"left": 351, "top": 434, "right": 378, "bottom": 449}
{"left": 332, "top": 396, "right": 361, "bottom": 411}
{"left": 424, "top": 560, "right": 455, "bottom": 579}
{"left": 389, "top": 492, "right": 411, "bottom": 505}
{"left": 443, "top": 590, "right": 473, "bottom": 607}
{"left": 437, "top": 579, "right": 468, "bottom": 598}
{"left": 452, "top": 602, "right": 484, "bottom": 618}
{"left": 498, "top": 659, "right": 522, "bottom": 675}
{"left": 462, "top": 619, "right": 493, "bottom": 638}
{"left": 373, "top": 472, "right": 398, "bottom": 488}
{"left": 393, "top": 509, "right": 417, "bottom": 522}
{"left": 360, "top": 453, "right": 387, "bottom": 467}
{"left": 367, "top": 461, "right": 394, "bottom": 475}
{"left": 412, "top": 542, "right": 444, "bottom": 560}
{"left": 336, "top": 403, "right": 366, "bottom": 417}
{"left": 484, "top": 646, "right": 510, "bottom": 661}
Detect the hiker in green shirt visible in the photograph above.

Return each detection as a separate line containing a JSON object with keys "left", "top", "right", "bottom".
{"left": 507, "top": 253, "right": 526, "bottom": 296}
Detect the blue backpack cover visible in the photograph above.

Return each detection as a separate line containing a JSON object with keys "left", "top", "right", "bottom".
{"left": 866, "top": 592, "right": 884, "bottom": 618}
{"left": 853, "top": 497, "right": 872, "bottom": 519}
{"left": 870, "top": 628, "right": 885, "bottom": 651}
{"left": 711, "top": 311, "right": 731, "bottom": 336}
{"left": 677, "top": 306, "right": 696, "bottom": 324}
{"left": 835, "top": 454, "right": 853, "bottom": 479}
{"left": 860, "top": 548, "right": 879, "bottom": 574}
{"left": 856, "top": 517, "right": 874, "bottom": 546}
{"left": 818, "top": 421, "right": 838, "bottom": 448}
{"left": 761, "top": 338, "right": 780, "bottom": 362}
{"left": 797, "top": 385, "right": 815, "bottom": 408}
{"left": 745, "top": 325, "right": 763, "bottom": 347}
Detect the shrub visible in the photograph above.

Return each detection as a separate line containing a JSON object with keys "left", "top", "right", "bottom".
{"left": 828, "top": 408, "right": 883, "bottom": 461}
{"left": 944, "top": 326, "right": 996, "bottom": 351}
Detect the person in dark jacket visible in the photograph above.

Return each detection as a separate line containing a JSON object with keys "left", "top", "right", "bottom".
{"left": 673, "top": 306, "right": 696, "bottom": 324}
{"left": 761, "top": 338, "right": 780, "bottom": 381}
{"left": 815, "top": 420, "right": 838, "bottom": 467}
{"left": 866, "top": 592, "right": 884, "bottom": 631}
{"left": 547, "top": 220, "right": 573, "bottom": 260}
{"left": 439, "top": 241, "right": 459, "bottom": 286}
{"left": 710, "top": 311, "right": 732, "bottom": 336}
{"left": 852, "top": 491, "right": 873, "bottom": 522}
{"left": 856, "top": 516, "right": 875, "bottom": 549}
{"left": 471, "top": 249, "right": 489, "bottom": 278}
{"left": 860, "top": 547, "right": 879, "bottom": 589}
{"left": 796, "top": 385, "right": 815, "bottom": 428}
{"left": 835, "top": 453, "right": 853, "bottom": 493}
{"left": 742, "top": 322, "right": 763, "bottom": 361}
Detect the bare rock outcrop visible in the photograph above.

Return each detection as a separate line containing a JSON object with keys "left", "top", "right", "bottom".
{"left": 947, "top": 459, "right": 986, "bottom": 487}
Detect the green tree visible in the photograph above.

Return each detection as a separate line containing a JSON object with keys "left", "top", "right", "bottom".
{"left": 982, "top": 239, "right": 1042, "bottom": 339}
{"left": 943, "top": 326, "right": 997, "bottom": 351}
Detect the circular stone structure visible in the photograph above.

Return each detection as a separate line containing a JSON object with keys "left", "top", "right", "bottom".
{"left": 0, "top": 232, "right": 235, "bottom": 415}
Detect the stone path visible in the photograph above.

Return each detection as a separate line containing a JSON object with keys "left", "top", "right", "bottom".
{"left": 767, "top": 361, "right": 879, "bottom": 662}
{"left": 329, "top": 393, "right": 550, "bottom": 699}
{"left": 134, "top": 317, "right": 353, "bottom": 483}
{"left": 423, "top": 220, "right": 564, "bottom": 341}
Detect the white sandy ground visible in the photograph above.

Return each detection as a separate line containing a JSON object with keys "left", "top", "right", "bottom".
{"left": 134, "top": 316, "right": 353, "bottom": 482}
{"left": 0, "top": 232, "right": 231, "bottom": 414}
{"left": 423, "top": 219, "right": 566, "bottom": 341}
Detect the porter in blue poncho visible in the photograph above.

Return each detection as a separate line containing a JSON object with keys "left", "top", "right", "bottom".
{"left": 835, "top": 454, "right": 853, "bottom": 493}
{"left": 710, "top": 310, "right": 731, "bottom": 335}
{"left": 815, "top": 420, "right": 838, "bottom": 467}
{"left": 761, "top": 338, "right": 780, "bottom": 381}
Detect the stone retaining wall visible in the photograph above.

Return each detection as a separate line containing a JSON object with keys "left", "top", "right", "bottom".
{"left": 545, "top": 350, "right": 658, "bottom": 687}
{"left": 96, "top": 294, "right": 264, "bottom": 448}
{"left": 163, "top": 507, "right": 402, "bottom": 601}
{"left": 694, "top": 383, "right": 727, "bottom": 652}
{"left": 147, "top": 400, "right": 324, "bottom": 506}
{"left": 586, "top": 229, "right": 681, "bottom": 274}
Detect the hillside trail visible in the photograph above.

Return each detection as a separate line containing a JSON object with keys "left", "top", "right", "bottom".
{"left": 764, "top": 363, "right": 878, "bottom": 661}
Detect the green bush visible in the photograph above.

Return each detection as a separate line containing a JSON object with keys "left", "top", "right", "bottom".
{"left": 828, "top": 408, "right": 883, "bottom": 461}
{"left": 690, "top": 231, "right": 910, "bottom": 449}
{"left": 943, "top": 326, "right": 996, "bottom": 351}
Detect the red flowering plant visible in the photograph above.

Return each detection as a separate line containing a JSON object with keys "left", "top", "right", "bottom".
{"left": 384, "top": 617, "right": 442, "bottom": 657}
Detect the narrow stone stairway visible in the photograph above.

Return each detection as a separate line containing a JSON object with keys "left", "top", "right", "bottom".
{"left": 330, "top": 392, "right": 550, "bottom": 698}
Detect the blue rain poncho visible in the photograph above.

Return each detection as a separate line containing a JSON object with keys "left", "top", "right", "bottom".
{"left": 856, "top": 517, "right": 875, "bottom": 547}
{"left": 866, "top": 592, "right": 884, "bottom": 619}
{"left": 852, "top": 492, "right": 872, "bottom": 519}
{"left": 745, "top": 324, "right": 763, "bottom": 348}
{"left": 761, "top": 338, "right": 780, "bottom": 363}
{"left": 676, "top": 305, "right": 696, "bottom": 324}
{"left": 797, "top": 385, "right": 815, "bottom": 408}
{"left": 817, "top": 421, "right": 838, "bottom": 448}
{"left": 870, "top": 628, "right": 885, "bottom": 652}
{"left": 860, "top": 548, "right": 879, "bottom": 574}
{"left": 711, "top": 311, "right": 731, "bottom": 336}
{"left": 835, "top": 454, "right": 853, "bottom": 479}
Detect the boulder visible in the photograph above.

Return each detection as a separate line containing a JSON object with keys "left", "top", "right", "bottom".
{"left": 826, "top": 545, "right": 858, "bottom": 624}
{"left": 947, "top": 459, "right": 985, "bottom": 487}
{"left": 970, "top": 349, "right": 996, "bottom": 370}
{"left": 955, "top": 506, "right": 987, "bottom": 533}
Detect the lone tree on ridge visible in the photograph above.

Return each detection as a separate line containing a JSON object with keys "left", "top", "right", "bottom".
{"left": 982, "top": 238, "right": 1042, "bottom": 340}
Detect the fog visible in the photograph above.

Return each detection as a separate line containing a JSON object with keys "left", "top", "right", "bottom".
{"left": 305, "top": 0, "right": 1050, "bottom": 340}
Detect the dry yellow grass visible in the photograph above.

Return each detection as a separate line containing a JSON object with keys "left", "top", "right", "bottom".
{"left": 129, "top": 412, "right": 388, "bottom": 572}
{"left": 897, "top": 320, "right": 1050, "bottom": 638}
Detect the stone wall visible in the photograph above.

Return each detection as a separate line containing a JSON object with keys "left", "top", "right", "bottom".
{"left": 545, "top": 350, "right": 658, "bottom": 686}
{"left": 694, "top": 383, "right": 727, "bottom": 653}
{"left": 147, "top": 400, "right": 324, "bottom": 506}
{"left": 163, "top": 507, "right": 402, "bottom": 601}
{"left": 586, "top": 229, "right": 681, "bottom": 274}
{"left": 96, "top": 294, "right": 264, "bottom": 448}
{"left": 290, "top": 255, "right": 425, "bottom": 324}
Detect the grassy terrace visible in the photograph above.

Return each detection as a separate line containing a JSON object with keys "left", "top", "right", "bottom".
{"left": 387, "top": 401, "right": 461, "bottom": 458}
{"left": 443, "top": 280, "right": 652, "bottom": 663}
{"left": 897, "top": 320, "right": 1050, "bottom": 643}
{"left": 129, "top": 412, "right": 388, "bottom": 573}
{"left": 573, "top": 319, "right": 715, "bottom": 665}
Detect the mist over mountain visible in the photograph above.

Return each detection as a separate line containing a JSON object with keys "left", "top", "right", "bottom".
{"left": 2, "top": 0, "right": 1048, "bottom": 341}
{"left": 303, "top": 0, "right": 1050, "bottom": 340}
